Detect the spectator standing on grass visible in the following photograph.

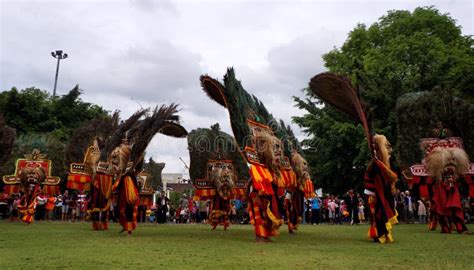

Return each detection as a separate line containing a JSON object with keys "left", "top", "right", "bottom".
{"left": 334, "top": 197, "right": 341, "bottom": 224}
{"left": 345, "top": 189, "right": 359, "bottom": 225}
{"left": 199, "top": 200, "right": 208, "bottom": 223}
{"left": 230, "top": 201, "right": 237, "bottom": 224}
{"left": 175, "top": 206, "right": 181, "bottom": 223}
{"left": 55, "top": 195, "right": 63, "bottom": 220}
{"left": 425, "top": 200, "right": 432, "bottom": 224}
{"left": 180, "top": 194, "right": 188, "bottom": 211}
{"left": 35, "top": 192, "right": 47, "bottom": 221}
{"left": 167, "top": 202, "right": 173, "bottom": 223}
{"left": 461, "top": 197, "right": 470, "bottom": 223}
{"left": 62, "top": 191, "right": 70, "bottom": 221}
{"left": 322, "top": 196, "right": 329, "bottom": 223}
{"left": 328, "top": 196, "right": 336, "bottom": 224}
{"left": 10, "top": 195, "right": 20, "bottom": 222}
{"left": 77, "top": 191, "right": 87, "bottom": 221}
{"left": 397, "top": 190, "right": 406, "bottom": 223}
{"left": 45, "top": 195, "right": 56, "bottom": 221}
{"left": 70, "top": 194, "right": 77, "bottom": 222}
{"left": 417, "top": 199, "right": 427, "bottom": 224}
{"left": 157, "top": 191, "right": 169, "bottom": 224}
{"left": 311, "top": 195, "right": 321, "bottom": 225}
{"left": 358, "top": 201, "right": 365, "bottom": 224}
{"left": 304, "top": 198, "right": 311, "bottom": 224}
{"left": 190, "top": 202, "right": 197, "bottom": 224}
{"left": 340, "top": 201, "right": 348, "bottom": 224}
{"left": 404, "top": 191, "right": 414, "bottom": 224}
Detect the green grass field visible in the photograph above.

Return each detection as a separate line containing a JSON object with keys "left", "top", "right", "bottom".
{"left": 0, "top": 221, "right": 473, "bottom": 269}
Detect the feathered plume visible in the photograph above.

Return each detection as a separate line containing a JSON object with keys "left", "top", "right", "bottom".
{"left": 101, "top": 109, "right": 147, "bottom": 160}
{"left": 200, "top": 75, "right": 227, "bottom": 108}
{"left": 128, "top": 104, "right": 186, "bottom": 172}
{"left": 200, "top": 68, "right": 290, "bottom": 153}
{"left": 309, "top": 72, "right": 373, "bottom": 153}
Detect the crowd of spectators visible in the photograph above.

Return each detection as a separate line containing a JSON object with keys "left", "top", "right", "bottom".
{"left": 306, "top": 189, "right": 473, "bottom": 226}
{"left": 151, "top": 193, "right": 248, "bottom": 225}
{"left": 1, "top": 189, "right": 472, "bottom": 226}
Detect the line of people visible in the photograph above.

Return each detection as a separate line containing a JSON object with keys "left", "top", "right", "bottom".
{"left": 3, "top": 188, "right": 472, "bottom": 227}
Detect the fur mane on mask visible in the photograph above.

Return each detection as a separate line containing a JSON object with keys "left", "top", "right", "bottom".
{"left": 83, "top": 138, "right": 101, "bottom": 177}
{"left": 426, "top": 147, "right": 469, "bottom": 182}
{"left": 19, "top": 167, "right": 46, "bottom": 189}
{"left": 210, "top": 168, "right": 236, "bottom": 199}
{"left": 255, "top": 133, "right": 281, "bottom": 173}
{"left": 373, "top": 134, "right": 391, "bottom": 168}
{"left": 291, "top": 151, "right": 308, "bottom": 183}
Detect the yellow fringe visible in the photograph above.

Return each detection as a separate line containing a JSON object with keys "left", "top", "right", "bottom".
{"left": 378, "top": 210, "right": 399, "bottom": 244}
{"left": 266, "top": 203, "right": 283, "bottom": 230}
{"left": 124, "top": 176, "right": 138, "bottom": 204}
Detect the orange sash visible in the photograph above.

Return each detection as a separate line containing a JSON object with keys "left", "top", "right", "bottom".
{"left": 249, "top": 164, "right": 273, "bottom": 195}
{"left": 303, "top": 179, "right": 315, "bottom": 198}
{"left": 124, "top": 176, "right": 138, "bottom": 205}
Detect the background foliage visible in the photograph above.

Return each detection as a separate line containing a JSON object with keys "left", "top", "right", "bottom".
{"left": 188, "top": 123, "right": 249, "bottom": 183}
{"left": 396, "top": 89, "right": 474, "bottom": 168}
{"left": 293, "top": 7, "right": 474, "bottom": 194}
{"left": 143, "top": 157, "right": 166, "bottom": 189}
{"left": 0, "top": 86, "right": 108, "bottom": 181}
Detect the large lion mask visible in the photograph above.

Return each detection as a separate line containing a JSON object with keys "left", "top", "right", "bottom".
{"left": 426, "top": 147, "right": 469, "bottom": 185}
{"left": 255, "top": 133, "right": 283, "bottom": 173}
{"left": 211, "top": 167, "right": 236, "bottom": 200}
{"left": 19, "top": 166, "right": 46, "bottom": 192}
{"left": 108, "top": 142, "right": 132, "bottom": 178}
{"left": 291, "top": 152, "right": 309, "bottom": 185}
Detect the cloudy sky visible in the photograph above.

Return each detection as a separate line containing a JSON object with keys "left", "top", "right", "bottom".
{"left": 1, "top": 0, "right": 472, "bottom": 174}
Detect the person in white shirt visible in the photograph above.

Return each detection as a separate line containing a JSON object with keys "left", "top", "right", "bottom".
{"left": 417, "top": 200, "right": 427, "bottom": 224}
{"left": 35, "top": 192, "right": 47, "bottom": 221}
{"left": 358, "top": 202, "right": 365, "bottom": 224}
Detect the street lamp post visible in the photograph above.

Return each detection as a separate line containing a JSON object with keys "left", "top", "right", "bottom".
{"left": 51, "top": 50, "right": 68, "bottom": 97}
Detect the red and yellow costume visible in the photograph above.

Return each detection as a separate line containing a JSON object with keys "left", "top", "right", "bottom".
{"left": 409, "top": 137, "right": 473, "bottom": 234}
{"left": 19, "top": 184, "right": 41, "bottom": 224}
{"left": 280, "top": 166, "right": 302, "bottom": 233}
{"left": 67, "top": 140, "right": 111, "bottom": 230}
{"left": 90, "top": 171, "right": 113, "bottom": 230}
{"left": 286, "top": 152, "right": 314, "bottom": 233}
{"left": 309, "top": 73, "right": 399, "bottom": 243}
{"left": 364, "top": 159, "right": 398, "bottom": 243}
{"left": 193, "top": 160, "right": 246, "bottom": 230}
{"left": 114, "top": 173, "right": 139, "bottom": 233}
{"left": 248, "top": 162, "right": 283, "bottom": 239}
{"left": 209, "top": 195, "right": 231, "bottom": 229}
{"left": 3, "top": 150, "right": 60, "bottom": 225}
{"left": 430, "top": 178, "right": 468, "bottom": 233}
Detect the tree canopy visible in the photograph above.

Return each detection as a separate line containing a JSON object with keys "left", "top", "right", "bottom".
{"left": 0, "top": 85, "right": 108, "bottom": 140}
{"left": 294, "top": 7, "right": 474, "bottom": 194}
{"left": 0, "top": 86, "right": 109, "bottom": 181}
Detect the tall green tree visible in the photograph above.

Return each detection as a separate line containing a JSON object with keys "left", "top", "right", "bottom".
{"left": 294, "top": 7, "right": 473, "bottom": 194}
{"left": 0, "top": 85, "right": 109, "bottom": 183}
{"left": 0, "top": 85, "right": 108, "bottom": 140}
{"left": 0, "top": 114, "right": 15, "bottom": 166}
{"left": 187, "top": 123, "right": 249, "bottom": 183}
